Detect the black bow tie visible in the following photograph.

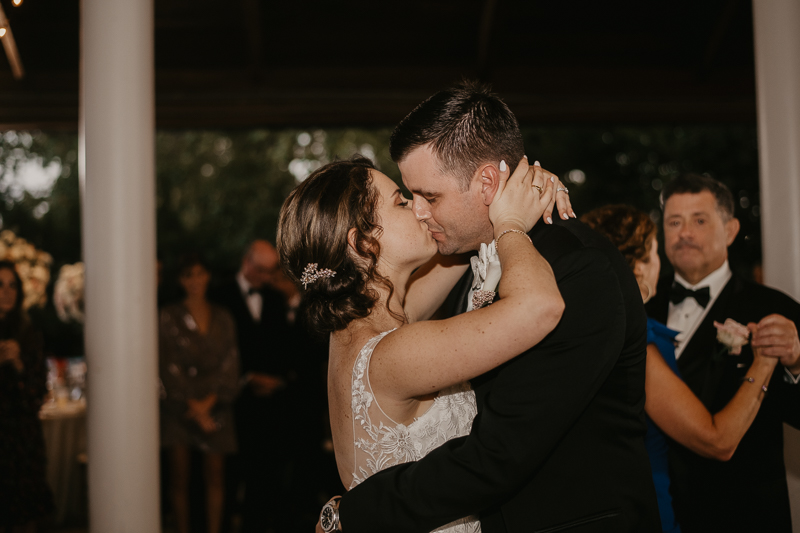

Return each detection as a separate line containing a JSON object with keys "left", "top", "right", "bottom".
{"left": 670, "top": 283, "right": 710, "bottom": 308}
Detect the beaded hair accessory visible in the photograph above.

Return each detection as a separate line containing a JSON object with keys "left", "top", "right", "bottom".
{"left": 300, "top": 263, "right": 336, "bottom": 289}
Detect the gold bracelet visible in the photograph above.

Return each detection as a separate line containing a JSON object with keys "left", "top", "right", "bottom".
{"left": 496, "top": 229, "right": 532, "bottom": 251}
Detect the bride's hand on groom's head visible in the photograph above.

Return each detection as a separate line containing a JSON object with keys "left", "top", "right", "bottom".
{"left": 536, "top": 164, "right": 576, "bottom": 224}
{"left": 489, "top": 157, "right": 554, "bottom": 235}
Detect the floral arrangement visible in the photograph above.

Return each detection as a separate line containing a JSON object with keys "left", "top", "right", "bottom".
{"left": 53, "top": 262, "right": 85, "bottom": 324}
{"left": 0, "top": 229, "right": 52, "bottom": 310}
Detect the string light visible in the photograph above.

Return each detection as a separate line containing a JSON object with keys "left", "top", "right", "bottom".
{"left": 12, "top": 0, "right": 22, "bottom": 6}
{"left": 0, "top": 28, "right": 7, "bottom": 38}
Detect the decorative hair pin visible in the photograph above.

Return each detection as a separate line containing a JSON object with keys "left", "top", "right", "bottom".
{"left": 300, "top": 263, "right": 336, "bottom": 289}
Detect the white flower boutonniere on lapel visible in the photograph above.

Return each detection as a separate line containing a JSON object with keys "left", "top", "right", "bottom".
{"left": 470, "top": 241, "right": 502, "bottom": 310}
{"left": 714, "top": 318, "right": 750, "bottom": 355}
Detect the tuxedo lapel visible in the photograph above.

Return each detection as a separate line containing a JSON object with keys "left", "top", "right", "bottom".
{"left": 454, "top": 268, "right": 473, "bottom": 316}
{"left": 676, "top": 278, "right": 738, "bottom": 405}
{"left": 235, "top": 285, "right": 259, "bottom": 324}
{"left": 216, "top": 280, "right": 251, "bottom": 323}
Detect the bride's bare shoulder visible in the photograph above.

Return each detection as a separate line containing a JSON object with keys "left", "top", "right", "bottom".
{"left": 329, "top": 324, "right": 393, "bottom": 375}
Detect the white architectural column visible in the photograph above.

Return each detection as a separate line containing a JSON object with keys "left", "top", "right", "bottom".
{"left": 79, "top": 0, "right": 159, "bottom": 531}
{"left": 753, "top": 1, "right": 800, "bottom": 530}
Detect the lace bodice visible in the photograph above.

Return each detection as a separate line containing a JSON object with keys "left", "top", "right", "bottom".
{"left": 350, "top": 330, "right": 480, "bottom": 533}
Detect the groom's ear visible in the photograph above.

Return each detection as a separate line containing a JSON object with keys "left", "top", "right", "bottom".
{"left": 478, "top": 164, "right": 500, "bottom": 206}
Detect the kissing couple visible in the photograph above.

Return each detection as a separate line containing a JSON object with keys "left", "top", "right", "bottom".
{"left": 277, "top": 81, "right": 660, "bottom": 533}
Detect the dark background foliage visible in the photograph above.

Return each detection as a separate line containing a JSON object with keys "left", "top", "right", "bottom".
{"left": 0, "top": 123, "right": 762, "bottom": 356}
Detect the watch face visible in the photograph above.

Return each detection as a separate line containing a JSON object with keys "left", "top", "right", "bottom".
{"left": 320, "top": 505, "right": 335, "bottom": 531}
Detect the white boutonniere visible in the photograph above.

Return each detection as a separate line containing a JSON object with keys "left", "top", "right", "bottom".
{"left": 713, "top": 318, "right": 750, "bottom": 355}
{"left": 470, "top": 241, "right": 502, "bottom": 310}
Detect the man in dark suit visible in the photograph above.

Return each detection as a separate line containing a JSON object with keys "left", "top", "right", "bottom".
{"left": 212, "top": 239, "right": 293, "bottom": 533}
{"left": 317, "top": 82, "right": 659, "bottom": 532}
{"left": 645, "top": 174, "right": 800, "bottom": 532}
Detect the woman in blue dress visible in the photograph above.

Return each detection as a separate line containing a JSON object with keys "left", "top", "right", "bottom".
{"left": 583, "top": 205, "right": 776, "bottom": 533}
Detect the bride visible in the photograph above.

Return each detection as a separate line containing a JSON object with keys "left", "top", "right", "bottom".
{"left": 277, "top": 156, "right": 564, "bottom": 532}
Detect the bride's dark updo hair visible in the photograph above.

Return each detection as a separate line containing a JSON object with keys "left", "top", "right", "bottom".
{"left": 277, "top": 156, "right": 395, "bottom": 334}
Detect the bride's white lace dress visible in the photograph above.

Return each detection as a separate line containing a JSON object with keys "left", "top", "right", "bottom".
{"left": 349, "top": 330, "right": 481, "bottom": 533}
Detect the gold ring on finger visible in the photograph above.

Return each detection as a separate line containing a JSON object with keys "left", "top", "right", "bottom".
{"left": 532, "top": 184, "right": 543, "bottom": 193}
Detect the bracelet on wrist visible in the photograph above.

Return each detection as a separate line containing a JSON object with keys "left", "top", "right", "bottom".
{"left": 742, "top": 376, "right": 768, "bottom": 393}
{"left": 496, "top": 229, "right": 532, "bottom": 250}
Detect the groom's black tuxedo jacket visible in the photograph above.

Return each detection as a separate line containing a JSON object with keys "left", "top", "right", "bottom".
{"left": 339, "top": 219, "right": 660, "bottom": 533}
{"left": 646, "top": 273, "right": 800, "bottom": 533}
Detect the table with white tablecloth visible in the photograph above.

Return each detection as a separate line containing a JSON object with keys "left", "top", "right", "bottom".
{"left": 39, "top": 399, "right": 87, "bottom": 526}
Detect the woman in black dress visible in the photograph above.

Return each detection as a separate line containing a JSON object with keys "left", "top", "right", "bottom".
{"left": 0, "top": 261, "right": 54, "bottom": 532}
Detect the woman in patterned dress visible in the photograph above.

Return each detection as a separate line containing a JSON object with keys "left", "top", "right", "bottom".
{"left": 0, "top": 261, "right": 54, "bottom": 532}
{"left": 278, "top": 156, "right": 568, "bottom": 532}
{"left": 159, "top": 254, "right": 239, "bottom": 533}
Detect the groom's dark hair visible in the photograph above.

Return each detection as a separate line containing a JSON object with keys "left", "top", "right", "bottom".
{"left": 390, "top": 80, "right": 525, "bottom": 190}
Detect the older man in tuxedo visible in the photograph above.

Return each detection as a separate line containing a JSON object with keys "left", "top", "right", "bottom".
{"left": 212, "top": 240, "right": 293, "bottom": 533}
{"left": 646, "top": 174, "right": 800, "bottom": 532}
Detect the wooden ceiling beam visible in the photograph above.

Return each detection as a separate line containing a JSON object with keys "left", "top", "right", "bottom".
{"left": 697, "top": 0, "right": 741, "bottom": 80}
{"left": 477, "top": 0, "right": 498, "bottom": 77}
{"left": 240, "top": 0, "right": 263, "bottom": 81}
{"left": 0, "top": 65, "right": 757, "bottom": 129}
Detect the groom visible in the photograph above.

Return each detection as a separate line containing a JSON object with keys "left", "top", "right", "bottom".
{"left": 318, "top": 81, "right": 660, "bottom": 532}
